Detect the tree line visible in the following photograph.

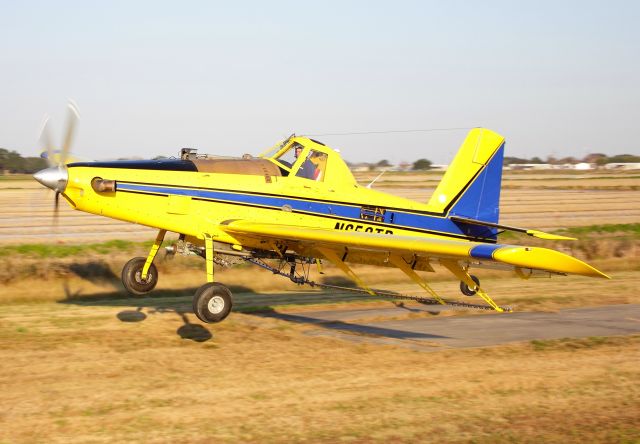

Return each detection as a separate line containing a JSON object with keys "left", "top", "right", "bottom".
{"left": 0, "top": 149, "right": 47, "bottom": 174}
{"left": 504, "top": 153, "right": 640, "bottom": 165}
{"left": 347, "top": 159, "right": 433, "bottom": 171}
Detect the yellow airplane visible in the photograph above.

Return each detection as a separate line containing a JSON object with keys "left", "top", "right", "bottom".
{"left": 34, "top": 112, "right": 609, "bottom": 323}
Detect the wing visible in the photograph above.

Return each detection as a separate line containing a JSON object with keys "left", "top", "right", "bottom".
{"left": 219, "top": 220, "right": 609, "bottom": 279}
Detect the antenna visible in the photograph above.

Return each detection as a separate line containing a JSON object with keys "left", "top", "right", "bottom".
{"left": 366, "top": 170, "right": 387, "bottom": 189}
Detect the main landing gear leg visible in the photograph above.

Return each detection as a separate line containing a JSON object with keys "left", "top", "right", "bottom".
{"left": 192, "top": 234, "right": 233, "bottom": 323}
{"left": 121, "top": 229, "right": 166, "bottom": 295}
{"left": 142, "top": 229, "right": 166, "bottom": 280}
{"left": 388, "top": 255, "right": 447, "bottom": 305}
{"left": 317, "top": 247, "right": 376, "bottom": 295}
{"left": 440, "top": 260, "right": 504, "bottom": 312}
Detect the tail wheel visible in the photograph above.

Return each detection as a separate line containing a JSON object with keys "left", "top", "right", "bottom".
{"left": 193, "top": 283, "right": 233, "bottom": 323}
{"left": 122, "top": 257, "right": 158, "bottom": 295}
{"left": 460, "top": 275, "right": 480, "bottom": 297}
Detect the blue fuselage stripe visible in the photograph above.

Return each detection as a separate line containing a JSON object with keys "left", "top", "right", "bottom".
{"left": 116, "top": 182, "right": 491, "bottom": 240}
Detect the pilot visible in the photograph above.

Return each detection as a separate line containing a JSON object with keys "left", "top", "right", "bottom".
{"left": 294, "top": 144, "right": 317, "bottom": 180}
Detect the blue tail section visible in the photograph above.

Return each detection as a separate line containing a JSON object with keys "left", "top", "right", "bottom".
{"left": 449, "top": 144, "right": 505, "bottom": 238}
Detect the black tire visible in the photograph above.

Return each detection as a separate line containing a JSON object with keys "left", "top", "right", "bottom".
{"left": 121, "top": 257, "right": 158, "bottom": 295}
{"left": 459, "top": 275, "right": 480, "bottom": 297}
{"left": 192, "top": 283, "right": 233, "bottom": 323}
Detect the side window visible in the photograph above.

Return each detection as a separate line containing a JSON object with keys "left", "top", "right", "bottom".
{"left": 295, "top": 150, "right": 328, "bottom": 181}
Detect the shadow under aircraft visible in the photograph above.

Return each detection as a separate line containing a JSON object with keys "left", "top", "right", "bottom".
{"left": 59, "top": 282, "right": 450, "bottom": 343}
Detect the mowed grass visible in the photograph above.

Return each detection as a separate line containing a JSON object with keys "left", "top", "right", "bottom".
{"left": 1, "top": 170, "right": 638, "bottom": 442}
{"left": 0, "top": 220, "right": 638, "bottom": 315}
{"left": 0, "top": 300, "right": 638, "bottom": 443}
{"left": 0, "top": 239, "right": 141, "bottom": 258}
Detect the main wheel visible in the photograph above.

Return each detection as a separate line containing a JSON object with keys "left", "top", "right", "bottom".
{"left": 459, "top": 275, "right": 480, "bottom": 297}
{"left": 121, "top": 257, "right": 158, "bottom": 295}
{"left": 192, "top": 283, "right": 233, "bottom": 323}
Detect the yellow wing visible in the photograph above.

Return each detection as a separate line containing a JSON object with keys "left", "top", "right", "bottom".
{"left": 220, "top": 220, "right": 609, "bottom": 279}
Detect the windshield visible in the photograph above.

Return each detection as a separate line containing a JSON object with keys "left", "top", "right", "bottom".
{"left": 274, "top": 142, "right": 305, "bottom": 168}
{"left": 258, "top": 135, "right": 294, "bottom": 159}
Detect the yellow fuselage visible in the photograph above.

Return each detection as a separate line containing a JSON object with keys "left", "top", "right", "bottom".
{"left": 64, "top": 165, "right": 452, "bottom": 253}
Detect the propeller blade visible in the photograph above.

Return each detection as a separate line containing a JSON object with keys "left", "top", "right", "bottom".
{"left": 38, "top": 115, "right": 56, "bottom": 167}
{"left": 60, "top": 100, "right": 80, "bottom": 166}
{"left": 53, "top": 191, "right": 60, "bottom": 227}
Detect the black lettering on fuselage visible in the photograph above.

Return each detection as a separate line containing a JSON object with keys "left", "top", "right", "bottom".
{"left": 333, "top": 221, "right": 393, "bottom": 235}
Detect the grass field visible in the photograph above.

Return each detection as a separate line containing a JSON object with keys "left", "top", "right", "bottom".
{"left": 1, "top": 300, "right": 638, "bottom": 443}
{"left": 0, "top": 170, "right": 639, "bottom": 442}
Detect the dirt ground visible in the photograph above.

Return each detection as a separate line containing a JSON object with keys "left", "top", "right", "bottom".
{"left": 1, "top": 170, "right": 639, "bottom": 442}
{"left": 1, "top": 267, "right": 640, "bottom": 443}
{"left": 1, "top": 298, "right": 639, "bottom": 443}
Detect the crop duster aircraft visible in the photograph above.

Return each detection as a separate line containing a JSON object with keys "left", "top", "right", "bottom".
{"left": 34, "top": 107, "right": 608, "bottom": 323}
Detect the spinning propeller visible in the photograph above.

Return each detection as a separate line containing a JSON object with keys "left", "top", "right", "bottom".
{"left": 33, "top": 100, "right": 80, "bottom": 221}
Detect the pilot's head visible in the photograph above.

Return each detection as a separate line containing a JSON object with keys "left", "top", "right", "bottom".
{"left": 293, "top": 143, "right": 304, "bottom": 158}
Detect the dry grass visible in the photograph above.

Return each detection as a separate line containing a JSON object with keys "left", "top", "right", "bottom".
{"left": 1, "top": 170, "right": 638, "bottom": 442}
{"left": 0, "top": 299, "right": 638, "bottom": 443}
{"left": 0, "top": 221, "right": 637, "bottom": 312}
{"left": 0, "top": 215, "right": 636, "bottom": 317}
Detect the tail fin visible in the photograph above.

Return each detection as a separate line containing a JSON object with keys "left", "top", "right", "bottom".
{"left": 427, "top": 128, "right": 505, "bottom": 224}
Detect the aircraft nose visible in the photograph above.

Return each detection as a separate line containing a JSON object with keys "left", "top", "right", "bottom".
{"left": 33, "top": 166, "right": 68, "bottom": 193}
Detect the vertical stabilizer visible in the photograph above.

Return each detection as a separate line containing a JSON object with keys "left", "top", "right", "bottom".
{"left": 427, "top": 128, "right": 505, "bottom": 224}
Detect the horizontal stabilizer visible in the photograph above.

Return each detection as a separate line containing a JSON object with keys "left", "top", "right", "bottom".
{"left": 450, "top": 216, "right": 577, "bottom": 241}
{"left": 524, "top": 230, "right": 577, "bottom": 241}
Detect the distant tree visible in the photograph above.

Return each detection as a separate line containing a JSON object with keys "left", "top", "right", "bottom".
{"left": 583, "top": 153, "right": 607, "bottom": 164}
{"left": 0, "top": 148, "right": 47, "bottom": 173}
{"left": 529, "top": 156, "right": 543, "bottom": 164}
{"left": 503, "top": 156, "right": 529, "bottom": 165}
{"left": 412, "top": 158, "right": 432, "bottom": 170}
{"left": 556, "top": 156, "right": 578, "bottom": 164}
{"left": 0, "top": 148, "right": 22, "bottom": 172}
{"left": 606, "top": 154, "right": 640, "bottom": 163}
{"left": 376, "top": 159, "right": 392, "bottom": 167}
{"left": 22, "top": 156, "right": 47, "bottom": 173}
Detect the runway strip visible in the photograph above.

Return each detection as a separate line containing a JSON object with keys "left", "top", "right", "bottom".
{"left": 258, "top": 304, "right": 640, "bottom": 351}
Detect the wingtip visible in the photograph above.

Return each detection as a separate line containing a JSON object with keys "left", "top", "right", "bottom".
{"left": 493, "top": 246, "right": 611, "bottom": 280}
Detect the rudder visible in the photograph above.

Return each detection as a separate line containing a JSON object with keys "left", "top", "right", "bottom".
{"left": 427, "top": 128, "right": 505, "bottom": 224}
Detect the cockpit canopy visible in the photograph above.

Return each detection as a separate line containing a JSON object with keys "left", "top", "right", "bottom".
{"left": 69, "top": 137, "right": 358, "bottom": 189}
{"left": 260, "top": 136, "right": 357, "bottom": 188}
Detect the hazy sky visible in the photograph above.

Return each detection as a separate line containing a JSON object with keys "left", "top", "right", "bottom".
{"left": 1, "top": 0, "right": 638, "bottom": 164}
